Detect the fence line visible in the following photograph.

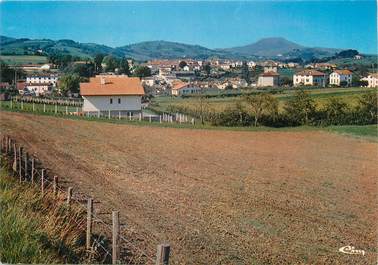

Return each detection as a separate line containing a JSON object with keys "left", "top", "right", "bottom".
{"left": 0, "top": 134, "right": 171, "bottom": 265}
{"left": 1, "top": 99, "right": 195, "bottom": 126}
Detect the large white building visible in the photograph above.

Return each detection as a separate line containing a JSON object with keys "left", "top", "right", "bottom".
{"left": 80, "top": 76, "right": 145, "bottom": 114}
{"left": 293, "top": 70, "right": 326, "bottom": 87}
{"left": 257, "top": 72, "right": 280, "bottom": 87}
{"left": 329, "top": 70, "right": 353, "bottom": 87}
{"left": 25, "top": 74, "right": 59, "bottom": 96}
{"left": 362, "top": 73, "right": 378, "bottom": 88}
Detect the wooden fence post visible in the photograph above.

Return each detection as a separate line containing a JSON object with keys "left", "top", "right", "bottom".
{"left": 112, "top": 211, "right": 120, "bottom": 264}
{"left": 149, "top": 115, "right": 152, "bottom": 123}
{"left": 8, "top": 138, "right": 11, "bottom": 154}
{"left": 41, "top": 169, "right": 45, "bottom": 196}
{"left": 21, "top": 101, "right": 23, "bottom": 110}
{"left": 53, "top": 176, "right": 58, "bottom": 196}
{"left": 10, "top": 100, "right": 12, "bottom": 109}
{"left": 18, "top": 147, "right": 22, "bottom": 182}
{"left": 67, "top": 187, "right": 73, "bottom": 205}
{"left": 66, "top": 105, "right": 68, "bottom": 115}
{"left": 159, "top": 115, "right": 162, "bottom": 123}
{"left": 24, "top": 152, "right": 28, "bottom": 179}
{"left": 3, "top": 135, "right": 8, "bottom": 154}
{"left": 118, "top": 111, "right": 121, "bottom": 120}
{"left": 86, "top": 198, "right": 93, "bottom": 250}
{"left": 12, "top": 143, "right": 17, "bottom": 172}
{"left": 31, "top": 157, "right": 35, "bottom": 183}
{"left": 108, "top": 110, "right": 111, "bottom": 119}
{"left": 43, "top": 103, "right": 46, "bottom": 112}
{"left": 55, "top": 104, "right": 57, "bottom": 114}
{"left": 156, "top": 244, "right": 170, "bottom": 265}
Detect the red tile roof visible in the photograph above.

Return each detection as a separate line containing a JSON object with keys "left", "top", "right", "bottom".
{"left": 334, "top": 70, "right": 353, "bottom": 75}
{"left": 260, "top": 71, "right": 280, "bottom": 77}
{"left": 295, "top": 70, "right": 325, "bottom": 76}
{"left": 171, "top": 80, "right": 189, "bottom": 90}
{"left": 80, "top": 76, "right": 145, "bottom": 96}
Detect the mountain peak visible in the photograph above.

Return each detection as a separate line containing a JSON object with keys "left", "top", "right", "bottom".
{"left": 226, "top": 37, "right": 304, "bottom": 57}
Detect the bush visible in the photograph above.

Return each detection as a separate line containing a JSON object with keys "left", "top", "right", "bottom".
{"left": 209, "top": 102, "right": 253, "bottom": 126}
{"left": 284, "top": 89, "right": 317, "bottom": 125}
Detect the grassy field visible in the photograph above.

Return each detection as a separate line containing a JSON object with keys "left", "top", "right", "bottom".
{"left": 151, "top": 87, "right": 377, "bottom": 113}
{"left": 0, "top": 111, "right": 376, "bottom": 264}
{"left": 328, "top": 124, "right": 378, "bottom": 141}
{"left": 1, "top": 101, "right": 377, "bottom": 142}
{"left": 0, "top": 55, "right": 48, "bottom": 65}
{"left": 0, "top": 164, "right": 86, "bottom": 263}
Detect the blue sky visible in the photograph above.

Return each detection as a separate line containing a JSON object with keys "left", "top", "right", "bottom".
{"left": 1, "top": 1, "right": 377, "bottom": 53}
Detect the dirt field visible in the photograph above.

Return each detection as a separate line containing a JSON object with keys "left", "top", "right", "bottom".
{"left": 1, "top": 111, "right": 376, "bottom": 264}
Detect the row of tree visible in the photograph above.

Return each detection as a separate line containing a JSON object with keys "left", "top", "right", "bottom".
{"left": 57, "top": 54, "right": 153, "bottom": 96}
{"left": 168, "top": 90, "right": 377, "bottom": 127}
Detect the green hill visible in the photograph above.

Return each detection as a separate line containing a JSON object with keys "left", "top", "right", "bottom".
{"left": 0, "top": 35, "right": 371, "bottom": 62}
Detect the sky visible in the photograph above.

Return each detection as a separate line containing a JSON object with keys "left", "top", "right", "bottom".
{"left": 1, "top": 1, "right": 377, "bottom": 54}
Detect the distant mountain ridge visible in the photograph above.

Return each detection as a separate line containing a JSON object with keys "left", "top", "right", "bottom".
{"left": 0, "top": 35, "right": 345, "bottom": 61}
{"left": 222, "top": 37, "right": 305, "bottom": 57}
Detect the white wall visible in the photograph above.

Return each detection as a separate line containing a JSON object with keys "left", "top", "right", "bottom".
{"left": 82, "top": 95, "right": 142, "bottom": 112}
{"left": 330, "top": 73, "right": 352, "bottom": 86}
{"left": 293, "top": 75, "right": 326, "bottom": 87}
{"left": 258, "top": 76, "right": 278, "bottom": 87}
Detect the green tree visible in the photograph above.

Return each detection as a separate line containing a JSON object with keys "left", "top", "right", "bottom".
{"left": 323, "top": 97, "right": 349, "bottom": 125}
{"left": 0, "top": 61, "right": 26, "bottom": 85}
{"left": 280, "top": 76, "right": 293, "bottom": 87}
{"left": 241, "top": 61, "right": 250, "bottom": 84}
{"left": 225, "top": 84, "right": 233, "bottom": 90}
{"left": 66, "top": 63, "right": 95, "bottom": 78}
{"left": 196, "top": 95, "right": 210, "bottom": 125}
{"left": 203, "top": 64, "right": 211, "bottom": 77}
{"left": 357, "top": 91, "right": 377, "bottom": 122}
{"left": 59, "top": 74, "right": 81, "bottom": 96}
{"left": 179, "top": 61, "right": 187, "bottom": 69}
{"left": 118, "top": 58, "right": 130, "bottom": 75}
{"left": 245, "top": 93, "right": 278, "bottom": 126}
{"left": 102, "top": 55, "right": 119, "bottom": 72}
{"left": 94, "top": 54, "right": 105, "bottom": 72}
{"left": 133, "top": 66, "right": 151, "bottom": 78}
{"left": 284, "top": 89, "right": 316, "bottom": 125}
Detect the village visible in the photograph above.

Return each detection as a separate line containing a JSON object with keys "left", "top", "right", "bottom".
{"left": 1, "top": 52, "right": 377, "bottom": 117}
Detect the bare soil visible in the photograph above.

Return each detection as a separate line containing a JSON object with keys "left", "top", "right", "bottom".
{"left": 1, "top": 111, "right": 376, "bottom": 265}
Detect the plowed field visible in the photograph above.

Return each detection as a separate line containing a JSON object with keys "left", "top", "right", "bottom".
{"left": 1, "top": 111, "right": 376, "bottom": 264}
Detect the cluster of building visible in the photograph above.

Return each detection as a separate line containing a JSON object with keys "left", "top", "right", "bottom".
{"left": 2, "top": 57, "right": 377, "bottom": 100}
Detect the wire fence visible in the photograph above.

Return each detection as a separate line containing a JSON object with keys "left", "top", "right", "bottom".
{"left": 0, "top": 134, "right": 171, "bottom": 265}
{"left": 0, "top": 98, "right": 195, "bottom": 125}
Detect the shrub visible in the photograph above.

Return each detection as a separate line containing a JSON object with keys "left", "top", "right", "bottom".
{"left": 284, "top": 89, "right": 317, "bottom": 125}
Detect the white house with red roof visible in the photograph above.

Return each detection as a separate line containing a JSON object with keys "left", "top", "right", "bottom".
{"left": 257, "top": 72, "right": 280, "bottom": 87}
{"left": 80, "top": 75, "right": 145, "bottom": 114}
{"left": 329, "top": 70, "right": 353, "bottom": 87}
{"left": 293, "top": 70, "right": 326, "bottom": 87}
{"left": 171, "top": 81, "right": 201, "bottom": 96}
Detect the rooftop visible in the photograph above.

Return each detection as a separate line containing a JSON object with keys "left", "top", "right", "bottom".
{"left": 334, "top": 69, "right": 353, "bottom": 75}
{"left": 80, "top": 76, "right": 145, "bottom": 96}
{"left": 295, "top": 69, "right": 325, "bottom": 76}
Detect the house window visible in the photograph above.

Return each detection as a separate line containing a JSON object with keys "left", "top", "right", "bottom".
{"left": 110, "top": 98, "right": 113, "bottom": 104}
{"left": 118, "top": 98, "right": 121, "bottom": 104}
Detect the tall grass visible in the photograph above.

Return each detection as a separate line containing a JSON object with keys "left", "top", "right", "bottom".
{"left": 0, "top": 163, "right": 87, "bottom": 263}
